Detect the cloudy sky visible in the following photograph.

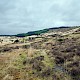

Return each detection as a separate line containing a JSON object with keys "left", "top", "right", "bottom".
{"left": 0, "top": 0, "right": 80, "bottom": 35}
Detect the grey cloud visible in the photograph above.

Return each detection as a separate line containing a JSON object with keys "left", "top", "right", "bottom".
{"left": 0, "top": 0, "right": 80, "bottom": 34}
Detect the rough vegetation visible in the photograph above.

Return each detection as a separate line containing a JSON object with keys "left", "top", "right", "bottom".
{"left": 0, "top": 26, "right": 80, "bottom": 80}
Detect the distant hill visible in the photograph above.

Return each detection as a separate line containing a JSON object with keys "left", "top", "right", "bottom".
{"left": 16, "top": 26, "right": 71, "bottom": 37}
{"left": 0, "top": 26, "right": 79, "bottom": 37}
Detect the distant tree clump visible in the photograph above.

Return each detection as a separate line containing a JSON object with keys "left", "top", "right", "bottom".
{"left": 14, "top": 39, "right": 19, "bottom": 43}
{"left": 16, "top": 29, "right": 49, "bottom": 37}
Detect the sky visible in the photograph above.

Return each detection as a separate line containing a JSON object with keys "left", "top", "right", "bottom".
{"left": 0, "top": 0, "right": 80, "bottom": 35}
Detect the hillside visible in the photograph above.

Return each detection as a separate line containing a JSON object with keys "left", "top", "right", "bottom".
{"left": 0, "top": 26, "right": 80, "bottom": 80}
{"left": 16, "top": 26, "right": 73, "bottom": 37}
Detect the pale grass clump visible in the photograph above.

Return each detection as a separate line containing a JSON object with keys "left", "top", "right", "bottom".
{"left": 27, "top": 47, "right": 35, "bottom": 57}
